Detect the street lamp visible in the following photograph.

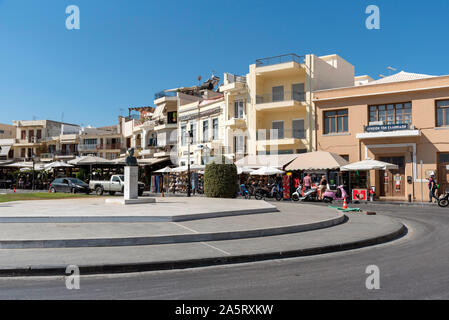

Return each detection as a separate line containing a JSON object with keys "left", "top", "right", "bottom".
{"left": 187, "top": 126, "right": 193, "bottom": 197}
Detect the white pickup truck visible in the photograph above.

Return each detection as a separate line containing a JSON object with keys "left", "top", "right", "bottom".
{"left": 89, "top": 175, "right": 145, "bottom": 196}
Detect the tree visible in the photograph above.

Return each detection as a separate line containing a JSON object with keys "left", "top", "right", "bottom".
{"left": 204, "top": 161, "right": 238, "bottom": 198}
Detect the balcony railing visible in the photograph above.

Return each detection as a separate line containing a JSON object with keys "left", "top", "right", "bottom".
{"left": 78, "top": 144, "right": 98, "bottom": 151}
{"left": 224, "top": 72, "right": 246, "bottom": 84}
{"left": 256, "top": 129, "right": 305, "bottom": 140}
{"left": 154, "top": 90, "right": 177, "bottom": 100}
{"left": 99, "top": 144, "right": 122, "bottom": 150}
{"left": 256, "top": 91, "right": 306, "bottom": 104}
{"left": 255, "top": 53, "right": 305, "bottom": 67}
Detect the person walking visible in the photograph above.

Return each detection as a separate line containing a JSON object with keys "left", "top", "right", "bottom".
{"left": 319, "top": 175, "right": 327, "bottom": 200}
{"left": 428, "top": 174, "right": 438, "bottom": 203}
{"left": 303, "top": 173, "right": 312, "bottom": 191}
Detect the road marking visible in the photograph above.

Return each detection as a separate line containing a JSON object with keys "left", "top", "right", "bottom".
{"left": 200, "top": 242, "right": 231, "bottom": 255}
{"left": 172, "top": 222, "right": 199, "bottom": 234}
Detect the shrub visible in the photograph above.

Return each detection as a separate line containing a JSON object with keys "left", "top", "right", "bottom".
{"left": 76, "top": 168, "right": 87, "bottom": 182}
{"left": 204, "top": 161, "right": 238, "bottom": 198}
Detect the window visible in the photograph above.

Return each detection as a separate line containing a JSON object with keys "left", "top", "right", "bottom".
{"left": 439, "top": 153, "right": 449, "bottom": 163}
{"left": 437, "top": 100, "right": 449, "bottom": 127}
{"left": 234, "top": 100, "right": 245, "bottom": 118}
{"left": 272, "top": 121, "right": 284, "bottom": 139}
{"left": 21, "top": 148, "right": 25, "bottom": 158}
{"left": 21, "top": 130, "right": 26, "bottom": 140}
{"left": 292, "top": 83, "right": 305, "bottom": 101}
{"left": 292, "top": 119, "right": 305, "bottom": 139}
{"left": 340, "top": 154, "right": 350, "bottom": 161}
{"left": 181, "top": 125, "right": 186, "bottom": 146}
{"left": 190, "top": 122, "right": 197, "bottom": 144}
{"left": 36, "top": 129, "right": 42, "bottom": 140}
{"left": 83, "top": 139, "right": 97, "bottom": 145}
{"left": 272, "top": 86, "right": 284, "bottom": 102}
{"left": 234, "top": 136, "right": 246, "bottom": 154}
{"left": 212, "top": 118, "right": 219, "bottom": 140}
{"left": 324, "top": 109, "right": 348, "bottom": 134}
{"left": 202, "top": 120, "right": 209, "bottom": 143}
{"left": 369, "top": 102, "right": 411, "bottom": 125}
{"left": 167, "top": 111, "right": 177, "bottom": 124}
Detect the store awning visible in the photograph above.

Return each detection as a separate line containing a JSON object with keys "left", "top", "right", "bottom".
{"left": 68, "top": 156, "right": 112, "bottom": 165}
{"left": 235, "top": 154, "right": 298, "bottom": 169}
{"left": 285, "top": 151, "right": 349, "bottom": 171}
{"left": 138, "top": 157, "right": 170, "bottom": 166}
{"left": 250, "top": 167, "right": 285, "bottom": 176}
{"left": 340, "top": 159, "right": 398, "bottom": 171}
{"left": 152, "top": 103, "right": 166, "bottom": 119}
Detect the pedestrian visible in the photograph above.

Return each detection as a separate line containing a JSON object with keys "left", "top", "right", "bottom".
{"left": 319, "top": 175, "right": 327, "bottom": 200}
{"left": 428, "top": 174, "right": 438, "bottom": 203}
{"left": 303, "top": 173, "right": 312, "bottom": 191}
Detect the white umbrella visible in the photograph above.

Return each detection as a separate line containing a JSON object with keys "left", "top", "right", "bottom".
{"left": 250, "top": 166, "right": 285, "bottom": 176}
{"left": 68, "top": 156, "right": 112, "bottom": 165}
{"left": 44, "top": 161, "right": 73, "bottom": 171}
{"left": 4, "top": 162, "right": 34, "bottom": 168}
{"left": 172, "top": 165, "right": 205, "bottom": 173}
{"left": 237, "top": 166, "right": 254, "bottom": 175}
{"left": 340, "top": 159, "right": 398, "bottom": 171}
{"left": 154, "top": 166, "right": 173, "bottom": 173}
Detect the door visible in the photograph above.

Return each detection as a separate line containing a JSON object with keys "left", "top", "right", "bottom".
{"left": 438, "top": 153, "right": 449, "bottom": 193}
{"left": 61, "top": 179, "right": 70, "bottom": 193}
{"left": 379, "top": 156, "right": 405, "bottom": 198}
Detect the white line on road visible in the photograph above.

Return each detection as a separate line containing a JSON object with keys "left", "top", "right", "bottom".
{"left": 200, "top": 242, "right": 231, "bottom": 255}
{"left": 172, "top": 222, "right": 199, "bottom": 234}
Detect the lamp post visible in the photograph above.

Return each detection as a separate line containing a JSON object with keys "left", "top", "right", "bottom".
{"left": 187, "top": 127, "right": 193, "bottom": 197}
{"left": 31, "top": 150, "right": 36, "bottom": 191}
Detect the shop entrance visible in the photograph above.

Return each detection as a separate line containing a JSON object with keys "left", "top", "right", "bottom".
{"left": 437, "top": 153, "right": 449, "bottom": 193}
{"left": 379, "top": 156, "right": 405, "bottom": 198}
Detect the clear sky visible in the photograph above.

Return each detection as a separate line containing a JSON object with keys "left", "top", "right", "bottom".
{"left": 1, "top": 0, "right": 449, "bottom": 127}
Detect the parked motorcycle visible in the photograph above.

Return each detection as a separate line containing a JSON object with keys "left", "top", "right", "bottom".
{"left": 438, "top": 190, "right": 449, "bottom": 207}
{"left": 291, "top": 185, "right": 318, "bottom": 202}
{"left": 254, "top": 183, "right": 283, "bottom": 201}
{"left": 322, "top": 185, "right": 349, "bottom": 203}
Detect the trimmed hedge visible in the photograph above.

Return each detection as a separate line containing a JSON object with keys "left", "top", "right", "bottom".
{"left": 204, "top": 162, "right": 238, "bottom": 198}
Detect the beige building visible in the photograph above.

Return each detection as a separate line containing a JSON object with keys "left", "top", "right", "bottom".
{"left": 315, "top": 71, "right": 449, "bottom": 201}
{"left": 78, "top": 125, "right": 123, "bottom": 160}
{"left": 0, "top": 123, "right": 16, "bottom": 160}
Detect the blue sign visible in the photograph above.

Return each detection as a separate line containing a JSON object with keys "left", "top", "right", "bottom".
{"left": 365, "top": 123, "right": 409, "bottom": 132}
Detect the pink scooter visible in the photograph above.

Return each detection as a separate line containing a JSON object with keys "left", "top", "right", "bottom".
{"left": 322, "top": 185, "right": 349, "bottom": 203}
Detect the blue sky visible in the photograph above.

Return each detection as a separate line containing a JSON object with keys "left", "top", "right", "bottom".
{"left": 1, "top": 0, "right": 449, "bottom": 127}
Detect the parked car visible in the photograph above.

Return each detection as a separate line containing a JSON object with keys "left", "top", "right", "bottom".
{"left": 49, "top": 178, "right": 90, "bottom": 194}
{"left": 89, "top": 174, "right": 145, "bottom": 196}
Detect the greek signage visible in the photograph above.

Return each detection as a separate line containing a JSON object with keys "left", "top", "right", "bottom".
{"left": 365, "top": 123, "right": 408, "bottom": 132}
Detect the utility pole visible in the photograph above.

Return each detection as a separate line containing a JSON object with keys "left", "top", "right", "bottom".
{"left": 187, "top": 127, "right": 193, "bottom": 197}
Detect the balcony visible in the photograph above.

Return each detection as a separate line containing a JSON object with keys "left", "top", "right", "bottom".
{"left": 78, "top": 144, "right": 98, "bottom": 152}
{"left": 225, "top": 118, "right": 247, "bottom": 129}
{"left": 255, "top": 91, "right": 306, "bottom": 111}
{"left": 154, "top": 90, "right": 177, "bottom": 100}
{"left": 256, "top": 129, "right": 305, "bottom": 147}
{"left": 154, "top": 120, "right": 177, "bottom": 131}
{"left": 256, "top": 53, "right": 305, "bottom": 67}
{"left": 99, "top": 143, "right": 122, "bottom": 150}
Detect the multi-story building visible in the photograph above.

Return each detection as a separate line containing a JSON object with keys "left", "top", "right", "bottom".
{"left": 177, "top": 87, "right": 226, "bottom": 166}
{"left": 78, "top": 125, "right": 123, "bottom": 160}
{"left": 314, "top": 71, "right": 449, "bottom": 202}
{"left": 152, "top": 91, "right": 178, "bottom": 159}
{"left": 0, "top": 123, "right": 16, "bottom": 161}
{"left": 11, "top": 120, "right": 79, "bottom": 161}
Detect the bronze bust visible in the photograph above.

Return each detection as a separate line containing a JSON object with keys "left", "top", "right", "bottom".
{"left": 125, "top": 148, "right": 138, "bottom": 166}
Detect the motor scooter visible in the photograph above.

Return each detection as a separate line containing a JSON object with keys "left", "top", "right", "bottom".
{"left": 239, "top": 184, "right": 251, "bottom": 199}
{"left": 291, "top": 184, "right": 318, "bottom": 202}
{"left": 322, "top": 185, "right": 349, "bottom": 203}
{"left": 254, "top": 183, "right": 283, "bottom": 201}
{"left": 438, "top": 189, "right": 449, "bottom": 207}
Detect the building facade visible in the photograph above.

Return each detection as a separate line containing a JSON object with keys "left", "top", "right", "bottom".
{"left": 314, "top": 71, "right": 449, "bottom": 201}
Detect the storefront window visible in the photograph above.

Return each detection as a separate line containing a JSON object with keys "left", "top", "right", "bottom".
{"left": 369, "top": 102, "right": 412, "bottom": 125}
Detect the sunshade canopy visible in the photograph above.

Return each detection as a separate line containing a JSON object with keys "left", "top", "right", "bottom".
{"left": 172, "top": 164, "right": 205, "bottom": 172}
{"left": 250, "top": 166, "right": 285, "bottom": 176}
{"left": 68, "top": 156, "right": 112, "bottom": 165}
{"left": 153, "top": 166, "right": 173, "bottom": 173}
{"left": 44, "top": 161, "right": 74, "bottom": 170}
{"left": 4, "top": 162, "right": 34, "bottom": 168}
{"left": 0, "top": 145, "right": 11, "bottom": 157}
{"left": 235, "top": 154, "right": 298, "bottom": 169}
{"left": 237, "top": 166, "right": 254, "bottom": 175}
{"left": 285, "top": 151, "right": 349, "bottom": 171}
{"left": 340, "top": 159, "right": 398, "bottom": 171}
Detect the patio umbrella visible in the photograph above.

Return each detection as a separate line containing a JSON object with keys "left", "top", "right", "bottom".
{"left": 250, "top": 166, "right": 285, "bottom": 176}
{"left": 340, "top": 159, "right": 398, "bottom": 171}
{"left": 237, "top": 166, "right": 254, "bottom": 175}
{"left": 153, "top": 166, "right": 173, "bottom": 193}
{"left": 4, "top": 162, "right": 34, "bottom": 168}
{"left": 68, "top": 156, "right": 112, "bottom": 179}
{"left": 44, "top": 161, "right": 73, "bottom": 171}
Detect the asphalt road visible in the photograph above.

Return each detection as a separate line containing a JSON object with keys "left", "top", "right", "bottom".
{"left": 0, "top": 203, "right": 448, "bottom": 299}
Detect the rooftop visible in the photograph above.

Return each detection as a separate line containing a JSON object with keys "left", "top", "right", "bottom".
{"left": 367, "top": 71, "right": 437, "bottom": 85}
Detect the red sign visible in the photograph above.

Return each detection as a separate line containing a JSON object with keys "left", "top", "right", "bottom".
{"left": 352, "top": 189, "right": 368, "bottom": 201}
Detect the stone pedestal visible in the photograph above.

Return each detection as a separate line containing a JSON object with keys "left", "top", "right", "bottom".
{"left": 124, "top": 166, "right": 138, "bottom": 200}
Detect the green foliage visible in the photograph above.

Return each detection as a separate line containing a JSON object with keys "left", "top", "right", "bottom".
{"left": 204, "top": 161, "right": 238, "bottom": 198}
{"left": 76, "top": 168, "right": 87, "bottom": 182}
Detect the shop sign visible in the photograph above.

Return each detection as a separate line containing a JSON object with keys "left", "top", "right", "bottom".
{"left": 352, "top": 189, "right": 368, "bottom": 201}
{"left": 364, "top": 123, "right": 409, "bottom": 132}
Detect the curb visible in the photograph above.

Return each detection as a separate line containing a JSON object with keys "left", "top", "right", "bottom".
{"left": 0, "top": 213, "right": 346, "bottom": 249}
{"left": 0, "top": 222, "right": 407, "bottom": 277}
